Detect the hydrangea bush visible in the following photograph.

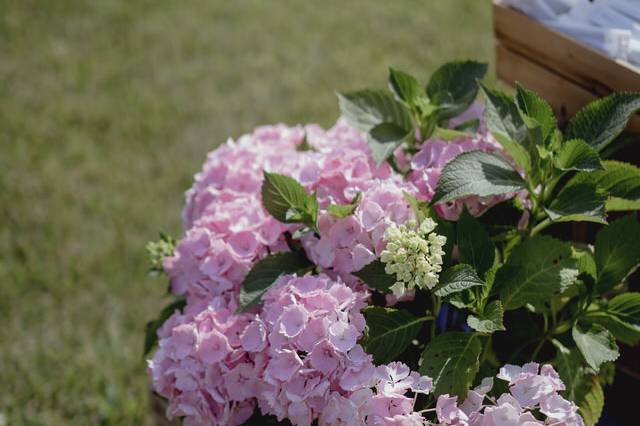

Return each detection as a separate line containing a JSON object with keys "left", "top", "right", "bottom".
{"left": 145, "top": 61, "right": 640, "bottom": 426}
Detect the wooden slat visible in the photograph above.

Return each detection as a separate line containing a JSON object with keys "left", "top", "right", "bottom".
{"left": 493, "top": 1, "right": 640, "bottom": 95}
{"left": 494, "top": 1, "right": 640, "bottom": 133}
{"left": 497, "top": 44, "right": 596, "bottom": 120}
{"left": 496, "top": 43, "right": 640, "bottom": 132}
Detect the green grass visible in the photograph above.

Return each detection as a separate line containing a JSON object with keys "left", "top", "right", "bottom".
{"left": 0, "top": 1, "right": 493, "bottom": 424}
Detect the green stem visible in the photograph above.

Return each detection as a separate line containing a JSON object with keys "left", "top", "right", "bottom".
{"left": 430, "top": 294, "right": 441, "bottom": 339}
{"left": 530, "top": 218, "right": 552, "bottom": 236}
{"left": 524, "top": 180, "right": 551, "bottom": 238}
{"left": 553, "top": 320, "right": 573, "bottom": 335}
{"left": 542, "top": 173, "right": 564, "bottom": 204}
{"left": 480, "top": 335, "right": 493, "bottom": 365}
{"left": 525, "top": 181, "right": 539, "bottom": 215}
{"left": 387, "top": 155, "right": 404, "bottom": 175}
{"left": 531, "top": 337, "right": 547, "bottom": 360}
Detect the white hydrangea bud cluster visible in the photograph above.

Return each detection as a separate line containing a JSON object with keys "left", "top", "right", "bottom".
{"left": 380, "top": 218, "right": 447, "bottom": 297}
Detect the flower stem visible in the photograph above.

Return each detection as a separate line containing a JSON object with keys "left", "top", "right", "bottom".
{"left": 530, "top": 218, "right": 552, "bottom": 236}
{"left": 531, "top": 337, "right": 547, "bottom": 360}
{"left": 430, "top": 294, "right": 441, "bottom": 338}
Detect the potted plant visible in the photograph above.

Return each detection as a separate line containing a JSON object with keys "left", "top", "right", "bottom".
{"left": 144, "top": 60, "right": 640, "bottom": 426}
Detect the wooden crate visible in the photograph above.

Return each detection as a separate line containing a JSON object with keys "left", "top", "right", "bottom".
{"left": 493, "top": 0, "right": 640, "bottom": 132}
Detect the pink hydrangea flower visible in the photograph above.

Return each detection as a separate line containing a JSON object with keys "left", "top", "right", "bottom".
{"left": 302, "top": 179, "right": 416, "bottom": 283}
{"left": 182, "top": 124, "right": 307, "bottom": 229}
{"left": 148, "top": 115, "right": 580, "bottom": 426}
{"left": 435, "top": 363, "right": 584, "bottom": 426}
{"left": 148, "top": 301, "right": 257, "bottom": 426}
{"left": 254, "top": 274, "right": 374, "bottom": 421}
{"left": 164, "top": 119, "right": 400, "bottom": 304}
{"left": 149, "top": 274, "right": 433, "bottom": 426}
{"left": 406, "top": 103, "right": 518, "bottom": 221}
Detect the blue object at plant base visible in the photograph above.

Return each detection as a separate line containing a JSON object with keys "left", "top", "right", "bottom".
{"left": 436, "top": 303, "right": 472, "bottom": 332}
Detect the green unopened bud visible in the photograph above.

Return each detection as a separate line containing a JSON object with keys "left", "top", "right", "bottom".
{"left": 380, "top": 219, "right": 447, "bottom": 295}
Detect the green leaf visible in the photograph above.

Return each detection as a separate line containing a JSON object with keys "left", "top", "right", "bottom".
{"left": 327, "top": 193, "right": 362, "bottom": 219}
{"left": 367, "top": 122, "right": 412, "bottom": 165}
{"left": 579, "top": 378, "right": 605, "bottom": 426}
{"left": 553, "top": 344, "right": 604, "bottom": 426}
{"left": 604, "top": 293, "right": 640, "bottom": 343}
{"left": 433, "top": 264, "right": 484, "bottom": 298}
{"left": 447, "top": 292, "right": 476, "bottom": 310}
{"left": 433, "top": 151, "right": 525, "bottom": 204}
{"left": 481, "top": 262, "right": 500, "bottom": 303}
{"left": 567, "top": 160, "right": 640, "bottom": 211}
{"left": 144, "top": 298, "right": 186, "bottom": 356}
{"left": 353, "top": 260, "right": 396, "bottom": 292}
{"left": 389, "top": 68, "right": 422, "bottom": 106}
{"left": 404, "top": 192, "right": 431, "bottom": 224}
{"left": 337, "top": 89, "right": 413, "bottom": 132}
{"left": 594, "top": 214, "right": 640, "bottom": 293}
{"left": 607, "top": 197, "right": 640, "bottom": 212}
{"left": 419, "top": 332, "right": 481, "bottom": 398}
{"left": 565, "top": 92, "right": 640, "bottom": 152}
{"left": 572, "top": 323, "right": 619, "bottom": 370}
{"left": 598, "top": 362, "right": 616, "bottom": 386}
{"left": 453, "top": 118, "right": 480, "bottom": 133}
{"left": 261, "top": 172, "right": 318, "bottom": 228}
{"left": 600, "top": 132, "right": 637, "bottom": 158}
{"left": 296, "top": 133, "right": 315, "bottom": 152}
{"left": 515, "top": 83, "right": 556, "bottom": 142}
{"left": 585, "top": 293, "right": 640, "bottom": 345}
{"left": 426, "top": 60, "right": 488, "bottom": 120}
{"left": 361, "top": 307, "right": 426, "bottom": 364}
{"left": 497, "top": 235, "right": 578, "bottom": 310}
{"left": 456, "top": 208, "right": 495, "bottom": 276}
{"left": 238, "top": 251, "right": 313, "bottom": 312}
{"left": 481, "top": 84, "right": 531, "bottom": 174}
{"left": 555, "top": 139, "right": 603, "bottom": 172}
{"left": 552, "top": 343, "right": 585, "bottom": 402}
{"left": 573, "top": 246, "right": 597, "bottom": 280}
{"left": 467, "top": 301, "right": 505, "bottom": 334}
{"left": 544, "top": 182, "right": 607, "bottom": 224}
{"left": 432, "top": 126, "right": 471, "bottom": 141}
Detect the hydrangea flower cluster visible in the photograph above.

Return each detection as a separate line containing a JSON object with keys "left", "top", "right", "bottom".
{"left": 301, "top": 180, "right": 416, "bottom": 281}
{"left": 163, "top": 106, "right": 510, "bottom": 304}
{"left": 435, "top": 363, "right": 584, "bottom": 426}
{"left": 406, "top": 104, "right": 512, "bottom": 221}
{"left": 294, "top": 122, "right": 395, "bottom": 206}
{"left": 148, "top": 110, "right": 584, "bottom": 426}
{"left": 254, "top": 274, "right": 434, "bottom": 425}
{"left": 165, "top": 124, "right": 306, "bottom": 303}
{"left": 165, "top": 120, "right": 396, "bottom": 304}
{"left": 380, "top": 218, "right": 447, "bottom": 297}
{"left": 183, "top": 124, "right": 307, "bottom": 229}
{"left": 149, "top": 298, "right": 256, "bottom": 425}
{"left": 149, "top": 274, "right": 434, "bottom": 426}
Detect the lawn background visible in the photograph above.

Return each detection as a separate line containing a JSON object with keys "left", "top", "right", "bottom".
{"left": 0, "top": 1, "right": 493, "bottom": 424}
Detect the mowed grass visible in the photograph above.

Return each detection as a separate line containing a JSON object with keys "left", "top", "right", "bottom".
{"left": 0, "top": 1, "right": 493, "bottom": 424}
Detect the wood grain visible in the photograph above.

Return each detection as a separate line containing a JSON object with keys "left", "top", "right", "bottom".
{"left": 494, "top": 2, "right": 640, "bottom": 93}
{"left": 493, "top": 1, "right": 640, "bottom": 132}
{"left": 496, "top": 44, "right": 596, "bottom": 121}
